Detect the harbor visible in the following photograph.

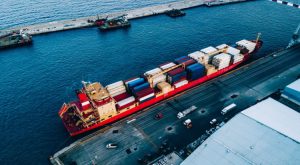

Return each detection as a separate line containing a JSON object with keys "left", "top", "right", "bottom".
{"left": 50, "top": 45, "right": 300, "bottom": 165}
{"left": 1, "top": 0, "right": 300, "bottom": 164}
{"left": 9, "top": 0, "right": 247, "bottom": 35}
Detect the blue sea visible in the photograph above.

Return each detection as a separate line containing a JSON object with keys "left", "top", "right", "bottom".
{"left": 0, "top": 0, "right": 300, "bottom": 164}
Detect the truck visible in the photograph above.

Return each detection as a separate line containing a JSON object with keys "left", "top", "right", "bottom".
{"left": 221, "top": 103, "right": 237, "bottom": 115}
{"left": 177, "top": 105, "right": 197, "bottom": 119}
{"left": 183, "top": 119, "right": 192, "bottom": 128}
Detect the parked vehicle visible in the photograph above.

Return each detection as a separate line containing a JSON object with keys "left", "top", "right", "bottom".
{"left": 155, "top": 112, "right": 163, "bottom": 120}
{"left": 183, "top": 119, "right": 192, "bottom": 128}
{"left": 221, "top": 103, "right": 237, "bottom": 115}
{"left": 106, "top": 143, "right": 117, "bottom": 149}
{"left": 177, "top": 105, "right": 197, "bottom": 119}
{"left": 210, "top": 119, "right": 217, "bottom": 125}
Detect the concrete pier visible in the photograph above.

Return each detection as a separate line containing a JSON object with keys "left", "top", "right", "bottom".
{"left": 10, "top": 0, "right": 247, "bottom": 35}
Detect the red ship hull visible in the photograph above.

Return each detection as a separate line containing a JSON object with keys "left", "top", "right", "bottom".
{"left": 61, "top": 40, "right": 263, "bottom": 136}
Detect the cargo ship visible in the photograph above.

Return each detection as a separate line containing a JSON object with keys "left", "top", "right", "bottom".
{"left": 0, "top": 30, "right": 32, "bottom": 49}
{"left": 59, "top": 34, "right": 262, "bottom": 136}
{"left": 98, "top": 15, "right": 130, "bottom": 31}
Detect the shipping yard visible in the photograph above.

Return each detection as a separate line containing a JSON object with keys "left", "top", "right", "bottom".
{"left": 9, "top": 0, "right": 247, "bottom": 35}
{"left": 50, "top": 45, "right": 300, "bottom": 165}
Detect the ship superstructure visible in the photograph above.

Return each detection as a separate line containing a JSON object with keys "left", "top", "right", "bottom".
{"left": 0, "top": 30, "right": 32, "bottom": 49}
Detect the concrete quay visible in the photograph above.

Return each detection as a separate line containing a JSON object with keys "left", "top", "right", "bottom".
{"left": 10, "top": 0, "right": 247, "bottom": 35}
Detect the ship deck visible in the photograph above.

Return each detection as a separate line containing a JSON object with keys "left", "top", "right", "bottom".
{"left": 50, "top": 45, "right": 300, "bottom": 165}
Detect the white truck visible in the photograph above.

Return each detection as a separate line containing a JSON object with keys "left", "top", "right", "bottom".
{"left": 221, "top": 103, "right": 237, "bottom": 115}
{"left": 177, "top": 105, "right": 197, "bottom": 119}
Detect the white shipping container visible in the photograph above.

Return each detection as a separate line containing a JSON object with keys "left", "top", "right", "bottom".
{"left": 117, "top": 96, "right": 135, "bottom": 107}
{"left": 160, "top": 62, "right": 176, "bottom": 70}
{"left": 216, "top": 44, "right": 228, "bottom": 50}
{"left": 109, "top": 89, "right": 127, "bottom": 97}
{"left": 139, "top": 93, "right": 155, "bottom": 102}
{"left": 188, "top": 51, "right": 206, "bottom": 62}
{"left": 227, "top": 46, "right": 240, "bottom": 56}
{"left": 174, "top": 80, "right": 188, "bottom": 88}
{"left": 107, "top": 85, "right": 126, "bottom": 92}
{"left": 200, "top": 46, "right": 217, "bottom": 54}
{"left": 144, "top": 68, "right": 162, "bottom": 76}
{"left": 236, "top": 40, "right": 256, "bottom": 53}
{"left": 106, "top": 81, "right": 124, "bottom": 90}
{"left": 212, "top": 53, "right": 231, "bottom": 70}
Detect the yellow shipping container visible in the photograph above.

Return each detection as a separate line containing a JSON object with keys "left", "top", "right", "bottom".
{"left": 157, "top": 82, "right": 172, "bottom": 94}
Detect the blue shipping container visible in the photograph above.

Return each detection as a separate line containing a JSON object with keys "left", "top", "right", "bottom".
{"left": 174, "top": 56, "right": 189, "bottom": 62}
{"left": 187, "top": 63, "right": 205, "bottom": 80}
{"left": 132, "top": 82, "right": 150, "bottom": 93}
{"left": 168, "top": 71, "right": 187, "bottom": 84}
{"left": 127, "top": 78, "right": 145, "bottom": 89}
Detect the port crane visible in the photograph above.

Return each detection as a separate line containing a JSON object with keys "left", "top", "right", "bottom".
{"left": 270, "top": 0, "right": 300, "bottom": 48}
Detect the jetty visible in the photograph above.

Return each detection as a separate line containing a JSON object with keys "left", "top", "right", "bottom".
{"left": 10, "top": 0, "right": 247, "bottom": 35}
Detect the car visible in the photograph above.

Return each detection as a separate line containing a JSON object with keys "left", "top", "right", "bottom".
{"left": 210, "top": 119, "right": 217, "bottom": 125}
{"left": 183, "top": 119, "right": 192, "bottom": 128}
{"left": 155, "top": 112, "right": 163, "bottom": 120}
{"left": 106, "top": 143, "right": 117, "bottom": 149}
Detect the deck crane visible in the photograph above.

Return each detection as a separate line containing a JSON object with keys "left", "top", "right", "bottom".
{"left": 270, "top": 0, "right": 300, "bottom": 48}
{"left": 145, "top": 47, "right": 228, "bottom": 88}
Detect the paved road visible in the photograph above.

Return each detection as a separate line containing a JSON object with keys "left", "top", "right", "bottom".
{"left": 51, "top": 45, "right": 300, "bottom": 165}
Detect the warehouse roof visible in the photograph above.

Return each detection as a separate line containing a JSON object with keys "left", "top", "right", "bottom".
{"left": 181, "top": 98, "right": 300, "bottom": 165}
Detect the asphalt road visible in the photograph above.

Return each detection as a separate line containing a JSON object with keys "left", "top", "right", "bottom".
{"left": 51, "top": 45, "right": 300, "bottom": 165}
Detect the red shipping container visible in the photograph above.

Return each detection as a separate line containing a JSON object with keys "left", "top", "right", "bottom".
{"left": 181, "top": 59, "right": 196, "bottom": 67}
{"left": 135, "top": 87, "right": 154, "bottom": 98}
{"left": 113, "top": 92, "right": 130, "bottom": 102}
{"left": 117, "top": 100, "right": 136, "bottom": 110}
{"left": 167, "top": 67, "right": 185, "bottom": 76}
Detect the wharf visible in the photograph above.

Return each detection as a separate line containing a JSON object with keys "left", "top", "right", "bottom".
{"left": 10, "top": 0, "right": 247, "bottom": 35}
{"left": 50, "top": 45, "right": 300, "bottom": 165}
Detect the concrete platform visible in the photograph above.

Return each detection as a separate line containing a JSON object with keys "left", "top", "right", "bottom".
{"left": 50, "top": 46, "right": 300, "bottom": 165}
{"left": 9, "top": 0, "right": 247, "bottom": 35}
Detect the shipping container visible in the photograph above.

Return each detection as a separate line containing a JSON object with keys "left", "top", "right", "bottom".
{"left": 127, "top": 78, "right": 145, "bottom": 89}
{"left": 236, "top": 40, "right": 256, "bottom": 53}
{"left": 157, "top": 82, "right": 172, "bottom": 94}
{"left": 144, "top": 68, "right": 162, "bottom": 77}
{"left": 116, "top": 96, "right": 135, "bottom": 109}
{"left": 167, "top": 67, "right": 185, "bottom": 76}
{"left": 186, "top": 63, "right": 205, "bottom": 80}
{"left": 132, "top": 82, "right": 150, "bottom": 93}
{"left": 216, "top": 44, "right": 228, "bottom": 50}
{"left": 174, "top": 80, "right": 188, "bottom": 88}
{"left": 167, "top": 71, "right": 187, "bottom": 85}
{"left": 113, "top": 92, "right": 130, "bottom": 102}
{"left": 106, "top": 81, "right": 124, "bottom": 90}
{"left": 138, "top": 93, "right": 155, "bottom": 103}
{"left": 159, "top": 62, "right": 176, "bottom": 70}
{"left": 212, "top": 53, "right": 231, "bottom": 70}
{"left": 200, "top": 46, "right": 217, "bottom": 54}
{"left": 227, "top": 46, "right": 240, "bottom": 56}
{"left": 134, "top": 87, "right": 154, "bottom": 98}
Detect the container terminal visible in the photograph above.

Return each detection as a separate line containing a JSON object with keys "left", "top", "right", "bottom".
{"left": 50, "top": 45, "right": 300, "bottom": 165}
{"left": 9, "top": 0, "right": 248, "bottom": 35}
{"left": 59, "top": 36, "right": 262, "bottom": 136}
